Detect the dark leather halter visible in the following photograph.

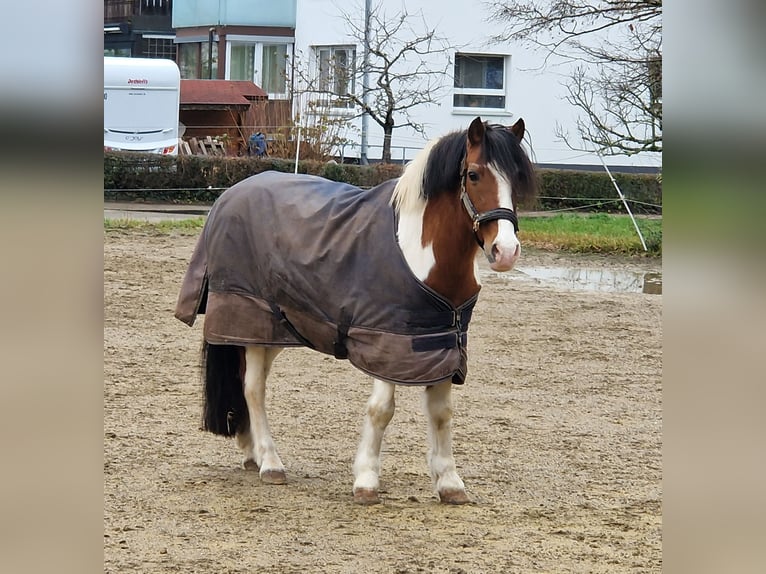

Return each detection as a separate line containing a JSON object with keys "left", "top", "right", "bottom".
{"left": 459, "top": 167, "right": 519, "bottom": 257}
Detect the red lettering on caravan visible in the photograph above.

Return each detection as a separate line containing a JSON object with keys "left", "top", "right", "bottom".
{"left": 127, "top": 78, "right": 149, "bottom": 85}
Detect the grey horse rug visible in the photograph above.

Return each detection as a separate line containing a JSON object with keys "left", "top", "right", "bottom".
{"left": 175, "top": 170, "right": 479, "bottom": 385}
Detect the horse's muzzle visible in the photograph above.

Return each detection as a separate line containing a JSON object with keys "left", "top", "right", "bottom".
{"left": 486, "top": 239, "right": 520, "bottom": 271}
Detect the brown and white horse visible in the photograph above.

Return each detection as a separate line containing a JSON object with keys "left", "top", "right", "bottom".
{"left": 184, "top": 117, "right": 536, "bottom": 504}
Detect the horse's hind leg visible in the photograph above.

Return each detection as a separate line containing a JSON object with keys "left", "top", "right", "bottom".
{"left": 353, "top": 378, "right": 396, "bottom": 504}
{"left": 237, "top": 346, "right": 286, "bottom": 484}
{"left": 425, "top": 380, "right": 470, "bottom": 504}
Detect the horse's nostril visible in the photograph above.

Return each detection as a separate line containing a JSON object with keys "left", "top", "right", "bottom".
{"left": 492, "top": 244, "right": 500, "bottom": 259}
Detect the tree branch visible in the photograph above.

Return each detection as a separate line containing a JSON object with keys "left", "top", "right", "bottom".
{"left": 485, "top": 0, "right": 662, "bottom": 155}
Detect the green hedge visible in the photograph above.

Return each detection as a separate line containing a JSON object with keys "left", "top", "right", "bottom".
{"left": 534, "top": 169, "right": 661, "bottom": 214}
{"left": 104, "top": 152, "right": 661, "bottom": 214}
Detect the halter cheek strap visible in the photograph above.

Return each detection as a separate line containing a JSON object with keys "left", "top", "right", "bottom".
{"left": 459, "top": 170, "right": 519, "bottom": 256}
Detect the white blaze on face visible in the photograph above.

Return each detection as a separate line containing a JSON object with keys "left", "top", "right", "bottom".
{"left": 486, "top": 163, "right": 521, "bottom": 271}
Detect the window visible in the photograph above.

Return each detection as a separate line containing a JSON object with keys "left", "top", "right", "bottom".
{"left": 178, "top": 43, "right": 198, "bottom": 79}
{"left": 201, "top": 41, "right": 218, "bottom": 79}
{"left": 230, "top": 44, "right": 255, "bottom": 81}
{"left": 142, "top": 36, "right": 176, "bottom": 60}
{"left": 315, "top": 46, "right": 356, "bottom": 108}
{"left": 453, "top": 54, "right": 507, "bottom": 110}
{"left": 178, "top": 42, "right": 217, "bottom": 79}
{"left": 104, "top": 47, "right": 131, "bottom": 57}
{"left": 261, "top": 44, "right": 289, "bottom": 96}
{"left": 224, "top": 40, "right": 291, "bottom": 97}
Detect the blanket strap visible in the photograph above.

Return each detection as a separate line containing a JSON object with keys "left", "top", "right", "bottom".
{"left": 269, "top": 302, "right": 316, "bottom": 350}
{"left": 333, "top": 323, "right": 350, "bottom": 360}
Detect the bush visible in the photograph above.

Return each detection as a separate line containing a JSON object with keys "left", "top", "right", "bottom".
{"left": 535, "top": 169, "right": 661, "bottom": 214}
{"left": 104, "top": 152, "right": 660, "bottom": 214}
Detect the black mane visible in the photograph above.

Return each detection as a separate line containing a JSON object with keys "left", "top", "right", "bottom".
{"left": 422, "top": 123, "right": 537, "bottom": 207}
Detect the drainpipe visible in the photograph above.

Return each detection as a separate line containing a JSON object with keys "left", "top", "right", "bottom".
{"left": 208, "top": 27, "right": 215, "bottom": 79}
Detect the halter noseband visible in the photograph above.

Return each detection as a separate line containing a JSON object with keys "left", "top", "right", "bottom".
{"left": 459, "top": 167, "right": 519, "bottom": 257}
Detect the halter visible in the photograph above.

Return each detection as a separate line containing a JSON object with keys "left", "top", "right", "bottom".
{"left": 459, "top": 166, "right": 519, "bottom": 258}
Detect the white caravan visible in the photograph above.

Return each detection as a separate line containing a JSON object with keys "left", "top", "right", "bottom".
{"left": 104, "top": 57, "right": 181, "bottom": 155}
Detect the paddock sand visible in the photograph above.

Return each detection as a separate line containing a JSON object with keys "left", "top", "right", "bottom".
{"left": 104, "top": 229, "right": 662, "bottom": 573}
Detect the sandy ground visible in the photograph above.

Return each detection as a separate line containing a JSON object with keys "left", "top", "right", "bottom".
{"left": 104, "top": 229, "right": 662, "bottom": 573}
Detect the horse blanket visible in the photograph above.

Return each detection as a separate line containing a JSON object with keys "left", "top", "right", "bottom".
{"left": 175, "top": 170, "right": 479, "bottom": 385}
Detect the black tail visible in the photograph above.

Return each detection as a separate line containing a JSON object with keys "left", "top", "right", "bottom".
{"left": 201, "top": 342, "right": 249, "bottom": 436}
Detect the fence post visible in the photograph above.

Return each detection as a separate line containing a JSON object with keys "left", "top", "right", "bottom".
{"left": 596, "top": 151, "right": 647, "bottom": 251}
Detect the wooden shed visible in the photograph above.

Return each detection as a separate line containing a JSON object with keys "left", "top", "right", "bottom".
{"left": 179, "top": 80, "right": 269, "bottom": 155}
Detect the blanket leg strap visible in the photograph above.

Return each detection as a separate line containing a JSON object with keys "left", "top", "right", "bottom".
{"left": 269, "top": 302, "right": 316, "bottom": 350}
{"left": 334, "top": 323, "right": 349, "bottom": 360}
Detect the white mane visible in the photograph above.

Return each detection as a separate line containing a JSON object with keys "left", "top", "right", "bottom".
{"left": 390, "top": 137, "right": 439, "bottom": 216}
{"left": 390, "top": 137, "right": 441, "bottom": 280}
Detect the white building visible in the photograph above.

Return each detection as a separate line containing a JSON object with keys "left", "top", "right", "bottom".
{"left": 293, "top": 0, "right": 660, "bottom": 172}
{"left": 166, "top": 0, "right": 660, "bottom": 171}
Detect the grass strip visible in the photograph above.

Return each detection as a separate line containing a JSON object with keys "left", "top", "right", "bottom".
{"left": 519, "top": 213, "right": 661, "bottom": 256}
{"left": 104, "top": 217, "right": 205, "bottom": 234}
{"left": 104, "top": 213, "right": 662, "bottom": 256}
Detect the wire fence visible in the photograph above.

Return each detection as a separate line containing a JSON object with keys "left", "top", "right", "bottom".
{"left": 532, "top": 196, "right": 662, "bottom": 214}
{"left": 103, "top": 187, "right": 661, "bottom": 216}
{"left": 105, "top": 145, "right": 661, "bottom": 215}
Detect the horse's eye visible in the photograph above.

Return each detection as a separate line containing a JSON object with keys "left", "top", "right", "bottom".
{"left": 467, "top": 171, "right": 479, "bottom": 182}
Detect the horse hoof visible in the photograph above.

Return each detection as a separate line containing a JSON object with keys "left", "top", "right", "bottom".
{"left": 260, "top": 469, "right": 287, "bottom": 485}
{"left": 353, "top": 488, "right": 381, "bottom": 505}
{"left": 243, "top": 459, "right": 260, "bottom": 471}
{"left": 439, "top": 489, "right": 470, "bottom": 505}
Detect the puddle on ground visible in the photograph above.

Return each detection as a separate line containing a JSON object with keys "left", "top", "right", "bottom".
{"left": 483, "top": 267, "right": 662, "bottom": 294}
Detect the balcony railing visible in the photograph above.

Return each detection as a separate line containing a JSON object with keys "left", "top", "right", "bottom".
{"left": 104, "top": 0, "right": 172, "bottom": 24}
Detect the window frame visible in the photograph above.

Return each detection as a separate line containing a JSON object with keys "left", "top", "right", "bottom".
{"left": 452, "top": 52, "right": 511, "bottom": 115}
{"left": 312, "top": 45, "right": 357, "bottom": 111}
{"left": 177, "top": 41, "right": 217, "bottom": 79}
{"left": 177, "top": 42, "right": 202, "bottom": 79}
{"left": 259, "top": 43, "right": 290, "bottom": 99}
{"left": 228, "top": 42, "right": 256, "bottom": 82}
{"left": 224, "top": 36, "right": 293, "bottom": 100}
{"left": 142, "top": 34, "right": 177, "bottom": 60}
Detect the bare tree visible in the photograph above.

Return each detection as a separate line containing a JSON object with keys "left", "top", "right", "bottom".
{"left": 296, "top": 1, "right": 453, "bottom": 163}
{"left": 485, "top": 0, "right": 662, "bottom": 155}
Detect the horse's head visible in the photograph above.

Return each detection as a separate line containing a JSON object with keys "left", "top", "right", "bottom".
{"left": 460, "top": 116, "right": 535, "bottom": 272}
{"left": 394, "top": 117, "right": 537, "bottom": 302}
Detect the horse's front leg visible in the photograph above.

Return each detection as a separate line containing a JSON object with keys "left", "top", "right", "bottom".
{"left": 353, "top": 378, "right": 396, "bottom": 504}
{"left": 425, "top": 380, "right": 470, "bottom": 504}
{"left": 237, "top": 346, "right": 286, "bottom": 484}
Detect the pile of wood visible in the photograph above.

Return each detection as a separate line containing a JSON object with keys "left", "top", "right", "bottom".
{"left": 178, "top": 136, "right": 227, "bottom": 156}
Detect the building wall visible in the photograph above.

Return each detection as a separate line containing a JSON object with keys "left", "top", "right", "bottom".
{"left": 172, "top": 0, "right": 296, "bottom": 28}
{"left": 122, "top": 0, "right": 660, "bottom": 169}
{"left": 293, "top": 0, "right": 660, "bottom": 170}
{"left": 171, "top": 0, "right": 296, "bottom": 105}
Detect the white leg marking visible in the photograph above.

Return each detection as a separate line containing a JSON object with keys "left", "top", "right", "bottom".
{"left": 353, "top": 378, "right": 396, "bottom": 497}
{"left": 425, "top": 380, "right": 468, "bottom": 502}
{"left": 242, "top": 346, "right": 286, "bottom": 482}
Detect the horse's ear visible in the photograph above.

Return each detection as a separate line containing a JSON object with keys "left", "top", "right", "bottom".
{"left": 508, "top": 118, "right": 525, "bottom": 141}
{"left": 467, "top": 117, "right": 485, "bottom": 146}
